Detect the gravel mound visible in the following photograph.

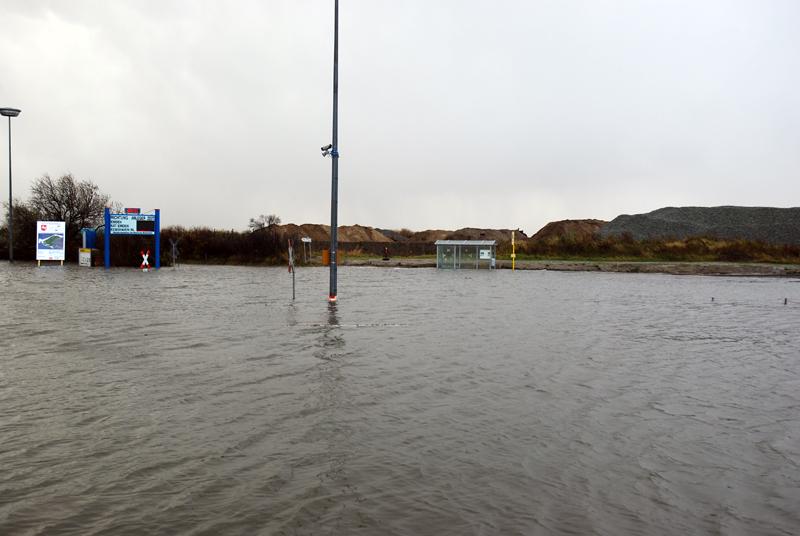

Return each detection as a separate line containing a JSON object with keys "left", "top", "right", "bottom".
{"left": 531, "top": 219, "right": 607, "bottom": 242}
{"left": 445, "top": 228, "right": 527, "bottom": 242}
{"left": 601, "top": 206, "right": 800, "bottom": 245}
{"left": 277, "top": 223, "right": 393, "bottom": 242}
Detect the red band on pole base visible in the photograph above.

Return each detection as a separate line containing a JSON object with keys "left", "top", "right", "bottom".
{"left": 328, "top": 294, "right": 337, "bottom": 303}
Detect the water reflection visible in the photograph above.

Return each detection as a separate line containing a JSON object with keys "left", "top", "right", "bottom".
{"left": 327, "top": 302, "right": 339, "bottom": 327}
{"left": 293, "top": 302, "right": 366, "bottom": 530}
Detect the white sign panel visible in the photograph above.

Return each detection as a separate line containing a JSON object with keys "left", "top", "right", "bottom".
{"left": 36, "top": 221, "right": 66, "bottom": 261}
{"left": 110, "top": 213, "right": 156, "bottom": 235}
{"left": 79, "top": 248, "right": 92, "bottom": 267}
{"left": 479, "top": 249, "right": 492, "bottom": 260}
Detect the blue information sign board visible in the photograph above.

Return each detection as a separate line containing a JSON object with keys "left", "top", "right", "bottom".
{"left": 109, "top": 213, "right": 156, "bottom": 235}
{"left": 104, "top": 208, "right": 161, "bottom": 269}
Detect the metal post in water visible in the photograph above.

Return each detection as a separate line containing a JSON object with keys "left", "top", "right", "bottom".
{"left": 511, "top": 231, "right": 516, "bottom": 271}
{"left": 328, "top": 0, "right": 340, "bottom": 303}
{"left": 104, "top": 207, "right": 111, "bottom": 269}
{"left": 288, "top": 239, "right": 296, "bottom": 301}
{"left": 154, "top": 209, "right": 161, "bottom": 270}
{"left": 169, "top": 237, "right": 180, "bottom": 267}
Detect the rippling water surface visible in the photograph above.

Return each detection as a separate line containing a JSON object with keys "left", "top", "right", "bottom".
{"left": 1, "top": 263, "right": 799, "bottom": 535}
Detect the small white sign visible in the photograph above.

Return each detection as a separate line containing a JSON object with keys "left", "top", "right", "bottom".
{"left": 79, "top": 248, "right": 92, "bottom": 267}
{"left": 36, "top": 221, "right": 66, "bottom": 261}
{"left": 479, "top": 249, "right": 492, "bottom": 260}
{"left": 301, "top": 237, "right": 312, "bottom": 243}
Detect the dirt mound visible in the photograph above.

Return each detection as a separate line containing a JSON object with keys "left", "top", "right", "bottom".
{"left": 446, "top": 228, "right": 527, "bottom": 242}
{"left": 531, "top": 220, "right": 606, "bottom": 242}
{"left": 339, "top": 225, "right": 392, "bottom": 242}
{"left": 278, "top": 223, "right": 392, "bottom": 242}
{"left": 278, "top": 224, "right": 330, "bottom": 242}
{"left": 408, "top": 229, "right": 451, "bottom": 242}
{"left": 279, "top": 224, "right": 529, "bottom": 244}
{"left": 403, "top": 228, "right": 528, "bottom": 243}
{"left": 376, "top": 229, "right": 410, "bottom": 242}
{"left": 601, "top": 206, "right": 800, "bottom": 245}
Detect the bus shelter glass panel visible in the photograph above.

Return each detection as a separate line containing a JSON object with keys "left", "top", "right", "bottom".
{"left": 461, "top": 245, "right": 477, "bottom": 268}
{"left": 438, "top": 245, "right": 456, "bottom": 269}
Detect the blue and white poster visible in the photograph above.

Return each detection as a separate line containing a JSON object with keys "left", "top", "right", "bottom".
{"left": 36, "top": 221, "right": 66, "bottom": 261}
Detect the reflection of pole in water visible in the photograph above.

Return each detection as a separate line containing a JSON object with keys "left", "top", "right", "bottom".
{"left": 327, "top": 302, "right": 338, "bottom": 327}
{"left": 310, "top": 302, "right": 363, "bottom": 510}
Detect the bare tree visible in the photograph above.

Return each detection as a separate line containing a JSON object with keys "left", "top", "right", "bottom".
{"left": 248, "top": 214, "right": 281, "bottom": 232}
{"left": 29, "top": 173, "right": 110, "bottom": 239}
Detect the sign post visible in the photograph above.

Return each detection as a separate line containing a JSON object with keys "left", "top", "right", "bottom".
{"left": 140, "top": 249, "right": 150, "bottom": 271}
{"left": 288, "top": 239, "right": 296, "bottom": 301}
{"left": 154, "top": 209, "right": 160, "bottom": 269}
{"left": 104, "top": 207, "right": 160, "bottom": 269}
{"left": 104, "top": 208, "right": 111, "bottom": 268}
{"left": 511, "top": 231, "right": 516, "bottom": 271}
{"left": 36, "top": 221, "right": 66, "bottom": 266}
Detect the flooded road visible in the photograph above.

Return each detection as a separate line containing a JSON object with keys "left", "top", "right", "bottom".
{"left": 1, "top": 263, "right": 799, "bottom": 535}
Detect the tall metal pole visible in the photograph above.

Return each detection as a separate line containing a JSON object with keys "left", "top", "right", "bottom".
{"left": 104, "top": 207, "right": 111, "bottom": 269}
{"left": 328, "top": 0, "right": 340, "bottom": 302}
{"left": 7, "top": 117, "right": 12, "bottom": 263}
{"left": 1, "top": 108, "right": 20, "bottom": 263}
{"left": 154, "top": 208, "right": 161, "bottom": 270}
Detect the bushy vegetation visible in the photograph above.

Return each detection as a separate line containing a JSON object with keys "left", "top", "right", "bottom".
{"left": 102, "top": 226, "right": 289, "bottom": 267}
{"left": 0, "top": 202, "right": 40, "bottom": 260}
{"left": 161, "top": 226, "right": 286, "bottom": 265}
{"left": 509, "top": 233, "right": 800, "bottom": 263}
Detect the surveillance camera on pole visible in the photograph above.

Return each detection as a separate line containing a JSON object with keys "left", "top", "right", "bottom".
{"left": 321, "top": 144, "right": 332, "bottom": 157}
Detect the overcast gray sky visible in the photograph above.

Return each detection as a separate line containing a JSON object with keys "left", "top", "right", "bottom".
{"left": 2, "top": 0, "right": 799, "bottom": 235}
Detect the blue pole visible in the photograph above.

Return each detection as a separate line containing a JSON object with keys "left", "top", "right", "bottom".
{"left": 154, "top": 209, "right": 161, "bottom": 269}
{"left": 104, "top": 207, "right": 110, "bottom": 269}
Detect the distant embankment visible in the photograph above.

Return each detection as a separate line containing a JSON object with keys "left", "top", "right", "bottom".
{"left": 601, "top": 206, "right": 800, "bottom": 245}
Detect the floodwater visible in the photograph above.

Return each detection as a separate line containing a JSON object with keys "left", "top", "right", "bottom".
{"left": 1, "top": 263, "right": 799, "bottom": 535}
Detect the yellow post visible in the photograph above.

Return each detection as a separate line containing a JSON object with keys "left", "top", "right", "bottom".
{"left": 511, "top": 231, "right": 516, "bottom": 271}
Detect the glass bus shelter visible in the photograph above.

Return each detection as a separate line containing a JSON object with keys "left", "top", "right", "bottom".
{"left": 435, "top": 240, "right": 497, "bottom": 269}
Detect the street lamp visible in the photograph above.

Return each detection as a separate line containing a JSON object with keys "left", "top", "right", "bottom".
{"left": 326, "top": 0, "right": 340, "bottom": 303}
{"left": 0, "top": 107, "right": 21, "bottom": 263}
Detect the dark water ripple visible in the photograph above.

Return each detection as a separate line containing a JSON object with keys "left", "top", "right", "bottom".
{"left": 1, "top": 263, "right": 799, "bottom": 535}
